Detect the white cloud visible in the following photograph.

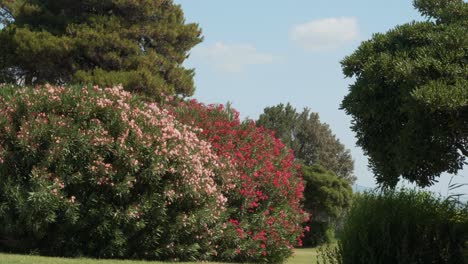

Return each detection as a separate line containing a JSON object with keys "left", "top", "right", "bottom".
{"left": 291, "top": 17, "right": 360, "bottom": 51}
{"left": 191, "top": 42, "right": 278, "bottom": 73}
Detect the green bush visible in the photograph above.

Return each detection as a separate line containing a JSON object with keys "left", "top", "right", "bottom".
{"left": 0, "top": 84, "right": 233, "bottom": 260}
{"left": 301, "top": 164, "right": 352, "bottom": 248}
{"left": 327, "top": 189, "right": 468, "bottom": 264}
{"left": 302, "top": 220, "right": 335, "bottom": 247}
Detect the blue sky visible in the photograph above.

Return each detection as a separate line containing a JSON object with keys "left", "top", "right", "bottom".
{"left": 174, "top": 0, "right": 467, "bottom": 195}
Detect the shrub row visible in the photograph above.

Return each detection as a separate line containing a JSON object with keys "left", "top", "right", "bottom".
{"left": 0, "top": 85, "right": 307, "bottom": 262}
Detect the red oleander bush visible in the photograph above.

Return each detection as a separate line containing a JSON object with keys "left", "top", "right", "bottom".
{"left": 0, "top": 84, "right": 233, "bottom": 261}
{"left": 169, "top": 100, "right": 309, "bottom": 263}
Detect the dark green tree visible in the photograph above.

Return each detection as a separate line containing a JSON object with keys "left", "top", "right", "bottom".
{"left": 341, "top": 0, "right": 467, "bottom": 187}
{"left": 301, "top": 164, "right": 353, "bottom": 246}
{"left": 257, "top": 103, "right": 355, "bottom": 183}
{"left": 302, "top": 165, "right": 353, "bottom": 219}
{"left": 0, "top": 0, "right": 202, "bottom": 98}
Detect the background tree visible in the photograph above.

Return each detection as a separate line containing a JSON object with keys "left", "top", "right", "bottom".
{"left": 0, "top": 0, "right": 202, "bottom": 98}
{"left": 257, "top": 103, "right": 355, "bottom": 183}
{"left": 257, "top": 103, "right": 355, "bottom": 247}
{"left": 341, "top": 0, "right": 467, "bottom": 187}
{"left": 301, "top": 164, "right": 353, "bottom": 247}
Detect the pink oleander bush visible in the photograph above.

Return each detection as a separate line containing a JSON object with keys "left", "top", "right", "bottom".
{"left": 0, "top": 84, "right": 233, "bottom": 260}
{"left": 167, "top": 100, "right": 309, "bottom": 263}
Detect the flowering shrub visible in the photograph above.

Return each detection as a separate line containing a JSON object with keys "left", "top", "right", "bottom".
{"left": 169, "top": 100, "right": 309, "bottom": 262}
{"left": 0, "top": 85, "right": 232, "bottom": 260}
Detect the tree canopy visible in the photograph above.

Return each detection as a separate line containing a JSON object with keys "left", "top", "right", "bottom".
{"left": 302, "top": 164, "right": 353, "bottom": 220}
{"left": 301, "top": 164, "right": 353, "bottom": 247}
{"left": 341, "top": 0, "right": 467, "bottom": 187}
{"left": 0, "top": 0, "right": 202, "bottom": 98}
{"left": 257, "top": 103, "right": 355, "bottom": 183}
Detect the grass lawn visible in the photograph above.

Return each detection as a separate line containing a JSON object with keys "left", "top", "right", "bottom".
{"left": 0, "top": 248, "right": 319, "bottom": 264}
{"left": 286, "top": 248, "right": 318, "bottom": 264}
{"left": 0, "top": 253, "right": 205, "bottom": 264}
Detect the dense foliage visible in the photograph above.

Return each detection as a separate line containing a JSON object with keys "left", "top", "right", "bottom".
{"left": 0, "top": 0, "right": 201, "bottom": 98}
{"left": 0, "top": 84, "right": 308, "bottom": 262}
{"left": 169, "top": 100, "right": 308, "bottom": 262}
{"left": 330, "top": 190, "right": 468, "bottom": 264}
{"left": 341, "top": 0, "right": 468, "bottom": 187}
{"left": 301, "top": 165, "right": 352, "bottom": 247}
{"left": 257, "top": 103, "right": 355, "bottom": 182}
{"left": 0, "top": 84, "right": 233, "bottom": 260}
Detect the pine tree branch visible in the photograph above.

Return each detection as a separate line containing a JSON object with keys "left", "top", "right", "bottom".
{"left": 455, "top": 143, "right": 468, "bottom": 157}
{"left": 0, "top": 7, "right": 13, "bottom": 26}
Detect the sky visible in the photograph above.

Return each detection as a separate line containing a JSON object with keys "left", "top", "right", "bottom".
{"left": 174, "top": 0, "right": 467, "bottom": 196}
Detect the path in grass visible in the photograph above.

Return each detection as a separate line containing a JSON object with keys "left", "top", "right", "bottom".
{"left": 0, "top": 248, "right": 318, "bottom": 264}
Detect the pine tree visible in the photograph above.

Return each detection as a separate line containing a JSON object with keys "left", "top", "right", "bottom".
{"left": 0, "top": 0, "right": 202, "bottom": 98}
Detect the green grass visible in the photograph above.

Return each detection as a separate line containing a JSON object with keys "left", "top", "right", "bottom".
{"left": 286, "top": 248, "right": 318, "bottom": 264}
{"left": 0, "top": 248, "right": 319, "bottom": 264}
{"left": 0, "top": 253, "right": 218, "bottom": 264}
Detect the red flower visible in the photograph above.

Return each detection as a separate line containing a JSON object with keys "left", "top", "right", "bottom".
{"left": 229, "top": 219, "right": 240, "bottom": 226}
